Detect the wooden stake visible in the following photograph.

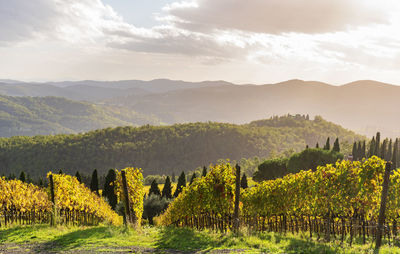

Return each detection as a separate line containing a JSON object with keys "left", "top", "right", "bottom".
{"left": 233, "top": 164, "right": 241, "bottom": 234}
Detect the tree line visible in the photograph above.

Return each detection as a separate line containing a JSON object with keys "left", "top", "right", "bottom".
{"left": 352, "top": 132, "right": 400, "bottom": 168}
{"left": 0, "top": 115, "right": 362, "bottom": 179}
{"left": 254, "top": 137, "right": 343, "bottom": 181}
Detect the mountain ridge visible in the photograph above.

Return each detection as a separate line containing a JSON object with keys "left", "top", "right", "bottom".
{"left": 1, "top": 78, "right": 400, "bottom": 137}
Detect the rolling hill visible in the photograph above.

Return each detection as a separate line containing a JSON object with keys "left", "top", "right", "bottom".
{"left": 0, "top": 95, "right": 160, "bottom": 137}
{"left": 0, "top": 115, "right": 363, "bottom": 179}
{"left": 104, "top": 79, "right": 400, "bottom": 137}
{"left": 2, "top": 78, "right": 400, "bottom": 137}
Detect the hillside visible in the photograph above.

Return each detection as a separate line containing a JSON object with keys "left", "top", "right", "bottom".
{"left": 0, "top": 95, "right": 160, "bottom": 137}
{"left": 0, "top": 115, "right": 363, "bottom": 179}
{"left": 111, "top": 79, "right": 400, "bottom": 137}
{"left": 2, "top": 79, "right": 400, "bottom": 137}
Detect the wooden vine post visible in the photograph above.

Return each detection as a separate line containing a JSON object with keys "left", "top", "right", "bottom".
{"left": 233, "top": 164, "right": 241, "bottom": 234}
{"left": 376, "top": 161, "right": 392, "bottom": 249}
{"left": 49, "top": 173, "right": 56, "bottom": 226}
{"left": 121, "top": 170, "right": 133, "bottom": 226}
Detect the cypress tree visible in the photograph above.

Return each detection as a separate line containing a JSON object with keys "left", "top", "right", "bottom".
{"left": 39, "top": 178, "right": 44, "bottom": 187}
{"left": 388, "top": 139, "right": 393, "bottom": 162}
{"left": 162, "top": 176, "right": 172, "bottom": 199}
{"left": 352, "top": 142, "right": 357, "bottom": 160}
{"left": 58, "top": 169, "right": 63, "bottom": 174}
{"left": 27, "top": 174, "right": 32, "bottom": 183}
{"left": 362, "top": 141, "right": 366, "bottom": 158}
{"left": 241, "top": 173, "right": 248, "bottom": 189}
{"left": 332, "top": 138, "right": 340, "bottom": 152}
{"left": 149, "top": 179, "right": 161, "bottom": 196}
{"left": 103, "top": 169, "right": 117, "bottom": 209}
{"left": 174, "top": 171, "right": 186, "bottom": 197}
{"left": 369, "top": 137, "right": 376, "bottom": 158}
{"left": 396, "top": 138, "right": 400, "bottom": 167}
{"left": 393, "top": 143, "right": 398, "bottom": 170}
{"left": 75, "top": 171, "right": 82, "bottom": 183}
{"left": 19, "top": 171, "right": 26, "bottom": 182}
{"left": 375, "top": 132, "right": 381, "bottom": 156}
{"left": 316, "top": 143, "right": 319, "bottom": 149}
{"left": 381, "top": 139, "right": 388, "bottom": 159}
{"left": 202, "top": 166, "right": 207, "bottom": 177}
{"left": 324, "top": 137, "right": 330, "bottom": 150}
{"left": 356, "top": 141, "right": 360, "bottom": 159}
{"left": 306, "top": 145, "right": 309, "bottom": 149}
{"left": 189, "top": 172, "right": 197, "bottom": 185}
{"left": 90, "top": 169, "right": 99, "bottom": 195}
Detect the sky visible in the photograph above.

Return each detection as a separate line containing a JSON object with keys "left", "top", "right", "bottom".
{"left": 0, "top": 0, "right": 400, "bottom": 84}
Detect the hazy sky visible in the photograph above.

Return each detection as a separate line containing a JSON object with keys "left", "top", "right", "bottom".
{"left": 1, "top": 0, "right": 400, "bottom": 84}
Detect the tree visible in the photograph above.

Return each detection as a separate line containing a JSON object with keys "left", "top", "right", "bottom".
{"left": 387, "top": 139, "right": 393, "bottom": 162}
{"left": 161, "top": 176, "right": 172, "bottom": 199}
{"left": 394, "top": 139, "right": 399, "bottom": 169}
{"left": 75, "top": 171, "right": 82, "bottom": 183}
{"left": 369, "top": 137, "right": 376, "bottom": 157}
{"left": 352, "top": 142, "right": 357, "bottom": 160}
{"left": 143, "top": 195, "right": 170, "bottom": 225}
{"left": 253, "top": 158, "right": 289, "bottom": 181}
{"left": 361, "top": 141, "right": 366, "bottom": 158}
{"left": 19, "top": 171, "right": 26, "bottom": 182}
{"left": 241, "top": 173, "right": 248, "bottom": 189}
{"left": 287, "top": 148, "right": 343, "bottom": 173}
{"left": 202, "top": 166, "right": 207, "bottom": 177}
{"left": 189, "top": 172, "right": 197, "bottom": 185}
{"left": 376, "top": 132, "right": 381, "bottom": 156}
{"left": 90, "top": 169, "right": 99, "bottom": 195}
{"left": 149, "top": 179, "right": 161, "bottom": 196}
{"left": 357, "top": 142, "right": 362, "bottom": 160}
{"left": 323, "top": 137, "right": 330, "bottom": 150}
{"left": 393, "top": 143, "right": 398, "bottom": 170}
{"left": 103, "top": 169, "right": 117, "bottom": 210}
{"left": 58, "top": 169, "right": 63, "bottom": 174}
{"left": 316, "top": 143, "right": 319, "bottom": 149}
{"left": 381, "top": 139, "right": 388, "bottom": 159}
{"left": 332, "top": 138, "right": 340, "bottom": 152}
{"left": 27, "top": 174, "right": 32, "bottom": 183}
{"left": 174, "top": 171, "right": 186, "bottom": 197}
{"left": 39, "top": 178, "right": 44, "bottom": 187}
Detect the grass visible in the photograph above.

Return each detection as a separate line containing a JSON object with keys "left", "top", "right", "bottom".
{"left": 1, "top": 225, "right": 400, "bottom": 253}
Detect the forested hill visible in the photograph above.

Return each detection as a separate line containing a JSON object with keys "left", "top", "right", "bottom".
{"left": 0, "top": 95, "right": 160, "bottom": 137}
{"left": 0, "top": 115, "right": 363, "bottom": 179}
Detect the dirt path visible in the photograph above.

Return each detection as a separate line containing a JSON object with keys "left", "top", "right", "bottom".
{"left": 0, "top": 243, "right": 245, "bottom": 254}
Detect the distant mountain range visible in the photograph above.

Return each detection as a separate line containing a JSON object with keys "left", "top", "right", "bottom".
{"left": 1, "top": 78, "right": 400, "bottom": 137}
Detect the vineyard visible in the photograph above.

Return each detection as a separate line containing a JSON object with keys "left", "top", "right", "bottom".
{"left": 2, "top": 156, "right": 400, "bottom": 250}
{"left": 0, "top": 168, "right": 144, "bottom": 228}
{"left": 160, "top": 156, "right": 400, "bottom": 246}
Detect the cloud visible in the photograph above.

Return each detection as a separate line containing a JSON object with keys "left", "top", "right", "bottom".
{"left": 0, "top": 0, "right": 248, "bottom": 60}
{"left": 165, "top": 0, "right": 387, "bottom": 34}
{"left": 0, "top": 0, "right": 132, "bottom": 45}
{"left": 1, "top": 0, "right": 400, "bottom": 85}
{"left": 109, "top": 26, "right": 257, "bottom": 60}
